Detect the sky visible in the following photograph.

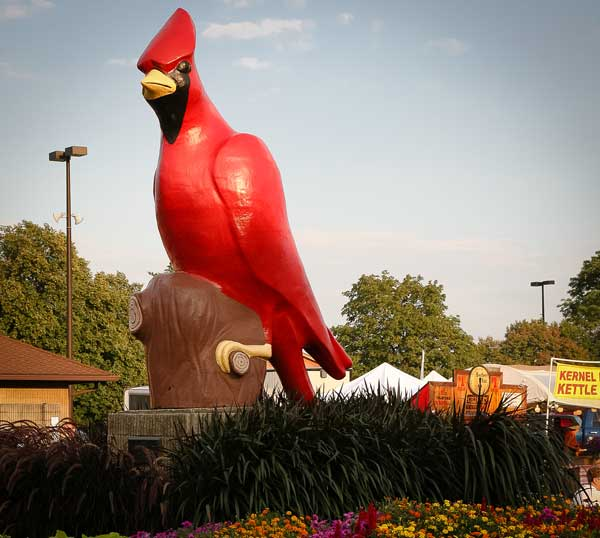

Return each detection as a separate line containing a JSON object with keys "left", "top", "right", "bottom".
{"left": 0, "top": 0, "right": 598, "bottom": 341}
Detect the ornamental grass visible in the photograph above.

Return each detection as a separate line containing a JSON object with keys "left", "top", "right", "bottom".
{"left": 167, "top": 392, "right": 577, "bottom": 523}
{"left": 0, "top": 420, "right": 168, "bottom": 538}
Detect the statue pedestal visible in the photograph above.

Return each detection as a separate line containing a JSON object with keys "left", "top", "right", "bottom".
{"left": 108, "top": 407, "right": 235, "bottom": 451}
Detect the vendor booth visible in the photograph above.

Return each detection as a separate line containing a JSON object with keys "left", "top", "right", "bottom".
{"left": 412, "top": 365, "right": 527, "bottom": 417}
{"left": 483, "top": 361, "right": 600, "bottom": 410}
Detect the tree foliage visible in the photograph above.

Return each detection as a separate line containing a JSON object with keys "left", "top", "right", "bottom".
{"left": 148, "top": 261, "right": 175, "bottom": 277}
{"left": 331, "top": 271, "right": 479, "bottom": 378}
{"left": 0, "top": 221, "right": 147, "bottom": 422}
{"left": 474, "top": 336, "right": 510, "bottom": 365}
{"left": 560, "top": 250, "right": 600, "bottom": 359}
{"left": 496, "top": 319, "right": 589, "bottom": 366}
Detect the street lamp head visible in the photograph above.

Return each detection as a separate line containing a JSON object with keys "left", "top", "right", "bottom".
{"left": 49, "top": 150, "right": 66, "bottom": 162}
{"left": 65, "top": 146, "right": 88, "bottom": 158}
{"left": 531, "top": 280, "right": 555, "bottom": 287}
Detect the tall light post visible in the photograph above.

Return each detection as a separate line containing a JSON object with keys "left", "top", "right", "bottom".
{"left": 49, "top": 146, "right": 87, "bottom": 360}
{"left": 530, "top": 280, "right": 555, "bottom": 323}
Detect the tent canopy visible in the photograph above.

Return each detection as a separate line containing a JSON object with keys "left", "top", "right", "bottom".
{"left": 419, "top": 370, "right": 448, "bottom": 387}
{"left": 338, "top": 362, "right": 421, "bottom": 397}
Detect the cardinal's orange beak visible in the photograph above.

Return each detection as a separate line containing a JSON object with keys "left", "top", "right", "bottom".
{"left": 141, "top": 69, "right": 177, "bottom": 100}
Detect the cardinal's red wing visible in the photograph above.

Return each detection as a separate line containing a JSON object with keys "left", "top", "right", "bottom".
{"left": 212, "top": 133, "right": 330, "bottom": 349}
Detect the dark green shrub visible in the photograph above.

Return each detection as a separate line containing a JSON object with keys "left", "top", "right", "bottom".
{"left": 448, "top": 397, "right": 577, "bottom": 503}
{"left": 0, "top": 421, "right": 168, "bottom": 537}
{"left": 167, "top": 392, "right": 577, "bottom": 523}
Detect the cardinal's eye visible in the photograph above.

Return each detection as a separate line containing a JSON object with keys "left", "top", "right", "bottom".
{"left": 177, "top": 61, "right": 191, "bottom": 74}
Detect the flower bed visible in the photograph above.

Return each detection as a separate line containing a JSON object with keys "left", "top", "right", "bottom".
{"left": 130, "top": 497, "right": 600, "bottom": 537}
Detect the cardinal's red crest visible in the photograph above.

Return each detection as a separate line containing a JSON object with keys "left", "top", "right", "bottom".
{"left": 138, "top": 8, "right": 195, "bottom": 73}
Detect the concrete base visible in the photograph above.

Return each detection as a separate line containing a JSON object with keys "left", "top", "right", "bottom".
{"left": 108, "top": 407, "right": 235, "bottom": 451}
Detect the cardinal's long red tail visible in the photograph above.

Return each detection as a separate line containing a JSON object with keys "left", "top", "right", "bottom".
{"left": 305, "top": 328, "right": 352, "bottom": 381}
{"left": 271, "top": 313, "right": 315, "bottom": 400}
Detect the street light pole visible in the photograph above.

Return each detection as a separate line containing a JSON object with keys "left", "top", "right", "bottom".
{"left": 65, "top": 156, "right": 73, "bottom": 361}
{"left": 49, "top": 146, "right": 87, "bottom": 360}
{"left": 530, "top": 280, "right": 555, "bottom": 323}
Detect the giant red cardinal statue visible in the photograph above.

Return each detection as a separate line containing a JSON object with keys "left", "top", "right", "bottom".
{"left": 137, "top": 8, "right": 352, "bottom": 400}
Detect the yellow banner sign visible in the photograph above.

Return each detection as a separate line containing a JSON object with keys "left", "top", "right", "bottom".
{"left": 554, "top": 363, "right": 600, "bottom": 400}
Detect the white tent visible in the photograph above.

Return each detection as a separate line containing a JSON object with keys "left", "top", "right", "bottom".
{"left": 418, "top": 370, "right": 448, "bottom": 388}
{"left": 422, "top": 370, "right": 447, "bottom": 382}
{"left": 482, "top": 364, "right": 548, "bottom": 404}
{"left": 337, "top": 362, "right": 421, "bottom": 397}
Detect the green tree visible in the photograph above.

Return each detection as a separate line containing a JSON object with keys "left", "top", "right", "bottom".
{"left": 0, "top": 221, "right": 147, "bottom": 422}
{"left": 498, "top": 319, "right": 589, "bottom": 366}
{"left": 560, "top": 250, "right": 600, "bottom": 359}
{"left": 475, "top": 336, "right": 510, "bottom": 364}
{"left": 148, "top": 261, "right": 175, "bottom": 277}
{"left": 331, "top": 271, "right": 479, "bottom": 378}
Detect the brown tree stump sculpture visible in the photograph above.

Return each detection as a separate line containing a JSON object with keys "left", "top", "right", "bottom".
{"left": 129, "top": 271, "right": 266, "bottom": 408}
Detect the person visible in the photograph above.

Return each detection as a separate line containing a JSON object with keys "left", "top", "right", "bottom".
{"left": 563, "top": 417, "right": 585, "bottom": 456}
{"left": 57, "top": 419, "right": 88, "bottom": 442}
{"left": 574, "top": 465, "right": 600, "bottom": 506}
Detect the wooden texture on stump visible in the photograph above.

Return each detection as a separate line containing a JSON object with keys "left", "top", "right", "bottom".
{"left": 130, "top": 272, "right": 266, "bottom": 408}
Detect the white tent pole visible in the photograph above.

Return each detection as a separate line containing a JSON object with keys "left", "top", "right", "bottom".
{"left": 420, "top": 350, "right": 425, "bottom": 380}
{"left": 545, "top": 357, "right": 554, "bottom": 435}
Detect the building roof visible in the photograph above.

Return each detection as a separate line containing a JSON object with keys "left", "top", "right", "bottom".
{"left": 0, "top": 334, "right": 120, "bottom": 382}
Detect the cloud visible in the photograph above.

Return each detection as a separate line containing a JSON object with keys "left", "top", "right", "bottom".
{"left": 221, "top": 0, "right": 252, "bottom": 7}
{"left": 106, "top": 58, "right": 137, "bottom": 67}
{"left": 370, "top": 18, "right": 383, "bottom": 33}
{"left": 203, "top": 18, "right": 310, "bottom": 40}
{"left": 286, "top": 0, "right": 306, "bottom": 8}
{"left": 234, "top": 56, "right": 271, "bottom": 70}
{"left": 0, "top": 60, "right": 33, "bottom": 79}
{"left": 275, "top": 36, "right": 315, "bottom": 52}
{"left": 425, "top": 38, "right": 469, "bottom": 56}
{"left": 296, "top": 229, "right": 528, "bottom": 268}
{"left": 293, "top": 229, "right": 542, "bottom": 337}
{"left": 261, "top": 86, "right": 280, "bottom": 96}
{"left": 0, "top": 0, "right": 54, "bottom": 21}
{"left": 247, "top": 86, "right": 281, "bottom": 102}
{"left": 337, "top": 12, "right": 354, "bottom": 25}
